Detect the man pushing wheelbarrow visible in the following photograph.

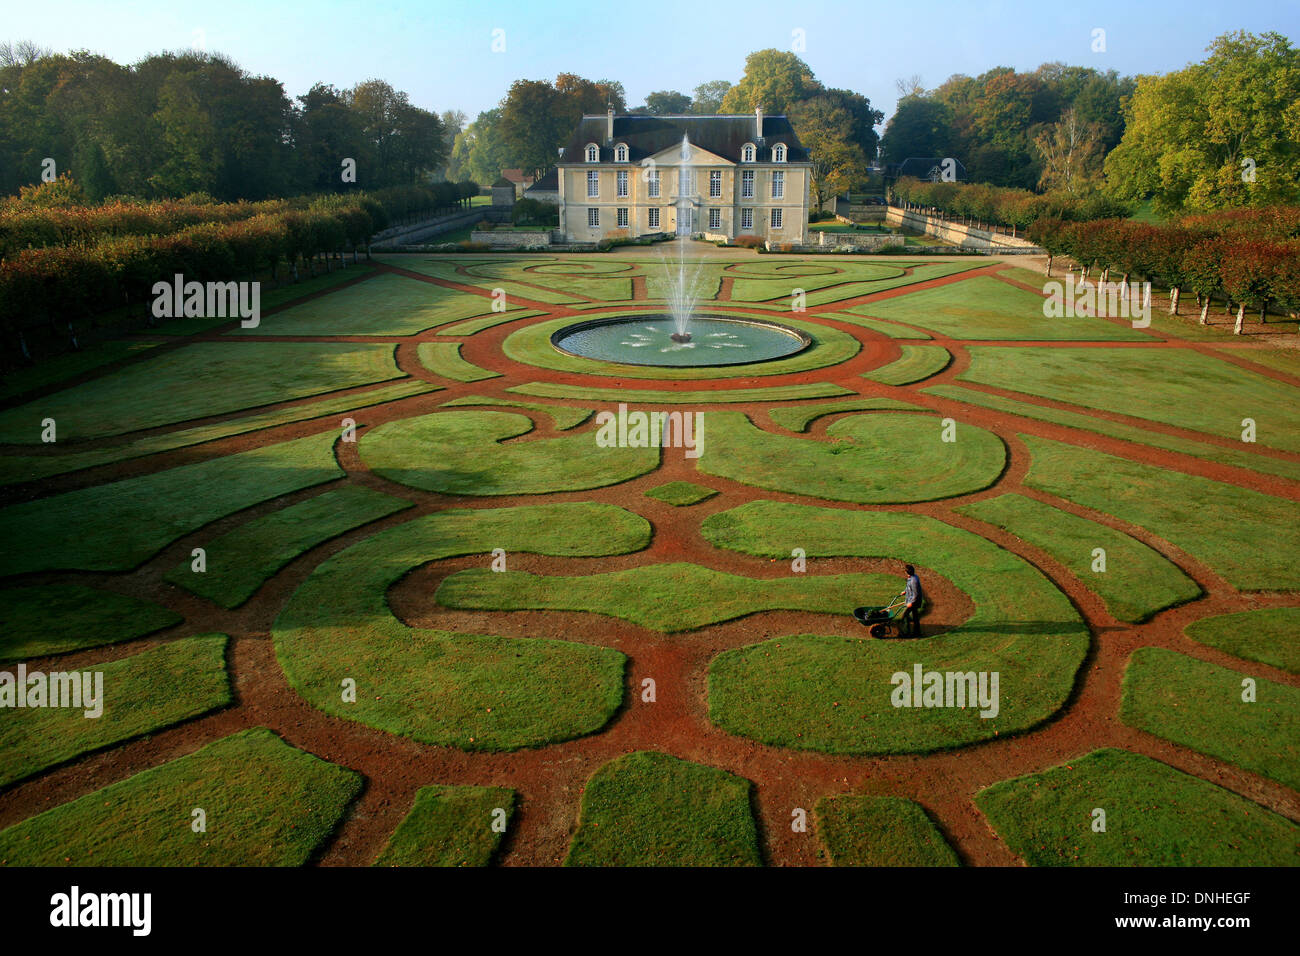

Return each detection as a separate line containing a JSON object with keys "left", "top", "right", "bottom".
{"left": 853, "top": 564, "right": 925, "bottom": 638}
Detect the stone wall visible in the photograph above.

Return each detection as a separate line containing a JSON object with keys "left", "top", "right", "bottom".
{"left": 885, "top": 206, "right": 1044, "bottom": 254}
{"left": 815, "top": 231, "right": 905, "bottom": 251}
{"left": 371, "top": 209, "right": 487, "bottom": 248}
{"left": 469, "top": 229, "right": 553, "bottom": 248}
{"left": 832, "top": 199, "right": 887, "bottom": 222}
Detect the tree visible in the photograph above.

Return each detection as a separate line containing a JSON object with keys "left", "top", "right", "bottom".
{"left": 1104, "top": 32, "right": 1300, "bottom": 214}
{"left": 880, "top": 96, "right": 955, "bottom": 163}
{"left": 499, "top": 79, "right": 566, "bottom": 180}
{"left": 789, "top": 96, "right": 865, "bottom": 212}
{"left": 644, "top": 90, "right": 692, "bottom": 114}
{"left": 691, "top": 80, "right": 732, "bottom": 114}
{"left": 720, "top": 49, "right": 821, "bottom": 114}
{"left": 1034, "top": 108, "right": 1104, "bottom": 195}
{"left": 448, "top": 109, "right": 510, "bottom": 185}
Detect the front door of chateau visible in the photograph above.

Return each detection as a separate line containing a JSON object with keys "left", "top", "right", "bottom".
{"left": 675, "top": 203, "right": 693, "bottom": 236}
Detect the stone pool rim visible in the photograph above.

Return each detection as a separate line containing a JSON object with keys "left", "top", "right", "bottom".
{"left": 549, "top": 314, "right": 814, "bottom": 369}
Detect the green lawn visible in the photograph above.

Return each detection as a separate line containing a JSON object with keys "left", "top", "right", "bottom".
{"left": 436, "top": 563, "right": 898, "bottom": 632}
{"left": 644, "top": 480, "right": 717, "bottom": 506}
{"left": 509, "top": 381, "right": 855, "bottom": 404}
{"left": 767, "top": 398, "right": 921, "bottom": 432}
{"left": 0, "top": 342, "right": 404, "bottom": 443}
{"left": 815, "top": 795, "right": 960, "bottom": 866}
{"left": 1184, "top": 608, "right": 1300, "bottom": 674}
{"left": 697, "top": 411, "right": 1005, "bottom": 504}
{"left": 374, "top": 785, "right": 514, "bottom": 867}
{"left": 0, "top": 431, "right": 343, "bottom": 576}
{"left": 565, "top": 752, "right": 762, "bottom": 867}
{"left": 957, "top": 493, "right": 1200, "bottom": 623}
{"left": 702, "top": 501, "right": 1088, "bottom": 753}
{"left": 416, "top": 342, "right": 502, "bottom": 382}
{"left": 273, "top": 502, "right": 649, "bottom": 749}
{"left": 799, "top": 260, "right": 987, "bottom": 307}
{"left": 0, "top": 635, "right": 232, "bottom": 787}
{"left": 440, "top": 395, "right": 593, "bottom": 430}
{"left": 234, "top": 272, "right": 533, "bottom": 336}
{"left": 1120, "top": 648, "right": 1300, "bottom": 789}
{"left": 0, "top": 584, "right": 181, "bottom": 662}
{"left": 960, "top": 347, "right": 1300, "bottom": 453}
{"left": 1022, "top": 435, "right": 1300, "bottom": 590}
{"left": 861, "top": 345, "right": 951, "bottom": 385}
{"left": 0, "top": 340, "right": 160, "bottom": 403}
{"left": 923, "top": 384, "right": 1300, "bottom": 483}
{"left": 165, "top": 485, "right": 412, "bottom": 608}
{"left": 976, "top": 748, "right": 1300, "bottom": 866}
{"left": 360, "top": 410, "right": 658, "bottom": 495}
{"left": 0, "top": 727, "right": 360, "bottom": 866}
{"left": 861, "top": 276, "right": 1150, "bottom": 340}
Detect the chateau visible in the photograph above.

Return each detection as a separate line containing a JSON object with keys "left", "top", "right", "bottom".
{"left": 549, "top": 108, "right": 812, "bottom": 244}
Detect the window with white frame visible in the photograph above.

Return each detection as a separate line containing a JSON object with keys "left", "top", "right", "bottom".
{"left": 648, "top": 207, "right": 660, "bottom": 228}
{"left": 771, "top": 170, "right": 785, "bottom": 199}
{"left": 615, "top": 144, "right": 628, "bottom": 162}
{"left": 708, "top": 207, "right": 721, "bottom": 230}
{"left": 742, "top": 144, "right": 755, "bottom": 162}
{"left": 774, "top": 143, "right": 786, "bottom": 163}
{"left": 586, "top": 144, "right": 599, "bottom": 162}
{"left": 709, "top": 170, "right": 721, "bottom": 198}
{"left": 770, "top": 208, "right": 783, "bottom": 229}
{"left": 647, "top": 169, "right": 660, "bottom": 197}
{"left": 587, "top": 170, "right": 599, "bottom": 197}
{"left": 741, "top": 207, "right": 753, "bottom": 230}
{"left": 741, "top": 170, "right": 754, "bottom": 198}
{"left": 588, "top": 207, "right": 600, "bottom": 228}
{"left": 616, "top": 170, "right": 628, "bottom": 197}
{"left": 617, "top": 207, "right": 628, "bottom": 227}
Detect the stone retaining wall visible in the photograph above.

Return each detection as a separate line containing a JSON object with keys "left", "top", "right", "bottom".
{"left": 885, "top": 206, "right": 1044, "bottom": 253}
{"left": 469, "top": 229, "right": 553, "bottom": 248}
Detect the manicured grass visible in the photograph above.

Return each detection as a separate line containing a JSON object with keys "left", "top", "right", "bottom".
{"left": 815, "top": 795, "right": 959, "bottom": 866}
{"left": 957, "top": 493, "right": 1200, "bottom": 623}
{"left": 862, "top": 345, "right": 951, "bottom": 385}
{"left": 923, "top": 384, "right": 1300, "bottom": 483}
{"left": 813, "top": 312, "right": 932, "bottom": 338}
{"left": 1022, "top": 435, "right": 1300, "bottom": 590}
{"left": 165, "top": 485, "right": 412, "bottom": 608}
{"left": 862, "top": 276, "right": 1150, "bottom": 340}
{"left": 0, "top": 431, "right": 343, "bottom": 576}
{"left": 729, "top": 263, "right": 905, "bottom": 301}
{"left": 1120, "top": 648, "right": 1300, "bottom": 789}
{"left": 440, "top": 395, "right": 592, "bottom": 430}
{"left": 767, "top": 397, "right": 922, "bottom": 432}
{"left": 360, "top": 410, "right": 657, "bottom": 495}
{"left": 435, "top": 310, "right": 545, "bottom": 335}
{"left": 702, "top": 501, "right": 1088, "bottom": 753}
{"left": 235, "top": 272, "right": 527, "bottom": 336}
{"left": 976, "top": 748, "right": 1300, "bottom": 866}
{"left": 466, "top": 259, "right": 635, "bottom": 301}
{"left": 1184, "top": 608, "right": 1300, "bottom": 674}
{"left": 0, "top": 635, "right": 231, "bottom": 787}
{"left": 799, "top": 260, "right": 988, "bottom": 306}
{"left": 644, "top": 480, "right": 717, "bottom": 506}
{"left": 0, "top": 379, "right": 439, "bottom": 488}
{"left": 0, "top": 727, "right": 360, "bottom": 866}
{"left": 0, "top": 340, "right": 160, "bottom": 402}
{"left": 697, "top": 411, "right": 1005, "bottom": 504}
{"left": 416, "top": 342, "right": 502, "bottom": 382}
{"left": 565, "top": 752, "right": 762, "bottom": 867}
{"left": 376, "top": 256, "right": 589, "bottom": 304}
{"left": 509, "top": 381, "right": 854, "bottom": 403}
{"left": 374, "top": 785, "right": 514, "bottom": 867}
{"left": 960, "top": 347, "right": 1300, "bottom": 452}
{"left": 436, "top": 563, "right": 898, "bottom": 632}
{"left": 0, "top": 584, "right": 181, "bottom": 662}
{"left": 1218, "top": 346, "right": 1300, "bottom": 378}
{"left": 502, "top": 312, "right": 860, "bottom": 381}
{"left": 0, "top": 342, "right": 403, "bottom": 443}
{"left": 273, "top": 502, "right": 648, "bottom": 749}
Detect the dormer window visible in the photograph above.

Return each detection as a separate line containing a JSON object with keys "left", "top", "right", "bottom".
{"left": 742, "top": 143, "right": 756, "bottom": 163}
{"left": 773, "top": 143, "right": 786, "bottom": 163}
{"left": 615, "top": 144, "right": 628, "bottom": 163}
{"left": 586, "top": 144, "right": 599, "bottom": 163}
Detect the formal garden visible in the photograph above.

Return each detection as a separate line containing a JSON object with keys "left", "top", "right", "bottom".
{"left": 0, "top": 244, "right": 1296, "bottom": 867}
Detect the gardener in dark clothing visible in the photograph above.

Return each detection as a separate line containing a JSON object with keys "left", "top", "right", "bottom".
{"left": 901, "top": 564, "right": 924, "bottom": 637}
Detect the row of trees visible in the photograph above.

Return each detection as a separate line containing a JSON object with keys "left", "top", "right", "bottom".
{"left": 890, "top": 177, "right": 1132, "bottom": 234}
{"left": 1027, "top": 208, "right": 1300, "bottom": 332}
{"left": 0, "top": 47, "right": 450, "bottom": 202}
{"left": 0, "top": 178, "right": 478, "bottom": 360}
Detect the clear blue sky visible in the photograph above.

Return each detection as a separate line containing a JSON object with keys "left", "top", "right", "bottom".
{"left": 6, "top": 0, "right": 1297, "bottom": 126}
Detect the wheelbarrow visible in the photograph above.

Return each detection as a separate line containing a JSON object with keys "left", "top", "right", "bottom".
{"left": 853, "top": 590, "right": 910, "bottom": 638}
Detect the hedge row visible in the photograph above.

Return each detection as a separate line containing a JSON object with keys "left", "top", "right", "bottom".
{"left": 889, "top": 177, "right": 1133, "bottom": 233}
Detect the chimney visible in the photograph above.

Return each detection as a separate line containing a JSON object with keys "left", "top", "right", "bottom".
{"left": 607, "top": 105, "right": 615, "bottom": 143}
{"left": 755, "top": 105, "right": 764, "bottom": 141}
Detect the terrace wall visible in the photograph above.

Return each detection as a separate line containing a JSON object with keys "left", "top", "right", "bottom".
{"left": 885, "top": 206, "right": 1044, "bottom": 254}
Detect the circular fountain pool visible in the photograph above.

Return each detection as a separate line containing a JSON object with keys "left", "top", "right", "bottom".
{"left": 551, "top": 314, "right": 812, "bottom": 368}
